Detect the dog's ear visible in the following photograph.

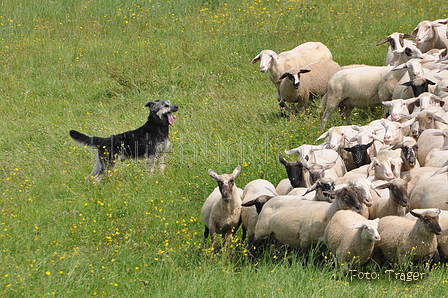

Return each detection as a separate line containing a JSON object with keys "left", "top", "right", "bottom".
{"left": 145, "top": 102, "right": 155, "bottom": 109}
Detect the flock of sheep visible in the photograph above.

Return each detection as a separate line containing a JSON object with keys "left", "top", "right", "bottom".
{"left": 200, "top": 18, "right": 448, "bottom": 269}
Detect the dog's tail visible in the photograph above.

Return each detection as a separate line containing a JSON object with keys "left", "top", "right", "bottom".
{"left": 69, "top": 130, "right": 108, "bottom": 147}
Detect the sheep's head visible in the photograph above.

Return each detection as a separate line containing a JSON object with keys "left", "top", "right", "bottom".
{"left": 410, "top": 210, "right": 442, "bottom": 235}
{"left": 344, "top": 140, "right": 374, "bottom": 168}
{"left": 279, "top": 155, "right": 306, "bottom": 188}
{"left": 208, "top": 165, "right": 241, "bottom": 201}
{"left": 328, "top": 185, "right": 363, "bottom": 214}
{"left": 350, "top": 218, "right": 381, "bottom": 242}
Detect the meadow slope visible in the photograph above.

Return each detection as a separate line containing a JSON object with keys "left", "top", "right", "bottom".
{"left": 1, "top": 0, "right": 447, "bottom": 296}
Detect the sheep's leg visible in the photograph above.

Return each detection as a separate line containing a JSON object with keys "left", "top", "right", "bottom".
{"left": 203, "top": 226, "right": 209, "bottom": 242}
{"left": 341, "top": 105, "right": 354, "bottom": 124}
{"left": 320, "top": 93, "right": 340, "bottom": 131}
{"left": 241, "top": 226, "right": 247, "bottom": 243}
{"left": 210, "top": 222, "right": 217, "bottom": 248}
{"left": 248, "top": 235, "right": 258, "bottom": 263}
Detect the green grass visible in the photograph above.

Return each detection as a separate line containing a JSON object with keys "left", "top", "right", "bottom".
{"left": 1, "top": 0, "right": 448, "bottom": 296}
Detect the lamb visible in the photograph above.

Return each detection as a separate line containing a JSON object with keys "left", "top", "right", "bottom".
{"left": 376, "top": 32, "right": 416, "bottom": 66}
{"left": 368, "top": 176, "right": 410, "bottom": 219}
{"left": 278, "top": 60, "right": 341, "bottom": 113}
{"left": 404, "top": 208, "right": 448, "bottom": 260}
{"left": 249, "top": 185, "right": 362, "bottom": 260}
{"left": 251, "top": 42, "right": 333, "bottom": 100}
{"left": 324, "top": 210, "right": 380, "bottom": 269}
{"left": 377, "top": 210, "right": 441, "bottom": 264}
{"left": 200, "top": 165, "right": 243, "bottom": 248}
{"left": 240, "top": 179, "right": 277, "bottom": 242}
{"left": 320, "top": 65, "right": 393, "bottom": 130}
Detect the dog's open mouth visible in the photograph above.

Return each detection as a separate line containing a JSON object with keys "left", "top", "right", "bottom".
{"left": 167, "top": 113, "right": 175, "bottom": 125}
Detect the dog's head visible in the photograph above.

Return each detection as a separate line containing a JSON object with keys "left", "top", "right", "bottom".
{"left": 145, "top": 100, "right": 178, "bottom": 125}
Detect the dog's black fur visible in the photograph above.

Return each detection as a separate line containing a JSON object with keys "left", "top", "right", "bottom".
{"left": 69, "top": 100, "right": 178, "bottom": 182}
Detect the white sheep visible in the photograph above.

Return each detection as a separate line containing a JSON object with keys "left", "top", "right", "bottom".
{"left": 278, "top": 60, "right": 341, "bottom": 113}
{"left": 324, "top": 210, "right": 380, "bottom": 268}
{"left": 416, "top": 128, "right": 444, "bottom": 166}
{"left": 316, "top": 125, "right": 357, "bottom": 171}
{"left": 409, "top": 167, "right": 448, "bottom": 211}
{"left": 412, "top": 20, "right": 448, "bottom": 53}
{"left": 405, "top": 208, "right": 448, "bottom": 260}
{"left": 240, "top": 179, "right": 277, "bottom": 242}
{"left": 251, "top": 42, "right": 333, "bottom": 100}
{"left": 376, "top": 32, "right": 416, "bottom": 66}
{"left": 424, "top": 128, "right": 448, "bottom": 167}
{"left": 320, "top": 65, "right": 393, "bottom": 130}
{"left": 377, "top": 210, "right": 441, "bottom": 264}
{"left": 249, "top": 186, "right": 362, "bottom": 259}
{"left": 201, "top": 165, "right": 243, "bottom": 248}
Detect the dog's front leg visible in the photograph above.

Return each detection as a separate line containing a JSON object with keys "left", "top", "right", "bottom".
{"left": 156, "top": 140, "right": 170, "bottom": 173}
{"left": 145, "top": 153, "right": 156, "bottom": 174}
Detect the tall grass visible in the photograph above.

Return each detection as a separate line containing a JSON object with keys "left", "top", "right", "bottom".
{"left": 1, "top": 0, "right": 447, "bottom": 296}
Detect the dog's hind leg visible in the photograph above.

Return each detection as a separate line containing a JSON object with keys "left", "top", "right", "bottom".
{"left": 155, "top": 140, "right": 170, "bottom": 173}
{"left": 87, "top": 150, "right": 115, "bottom": 183}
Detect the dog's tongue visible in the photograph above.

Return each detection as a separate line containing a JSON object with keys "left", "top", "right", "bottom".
{"left": 167, "top": 113, "right": 175, "bottom": 125}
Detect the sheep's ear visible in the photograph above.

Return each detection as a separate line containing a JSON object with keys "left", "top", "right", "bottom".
{"left": 250, "top": 54, "right": 261, "bottom": 64}
{"left": 432, "top": 165, "right": 448, "bottom": 177}
{"left": 402, "top": 173, "right": 412, "bottom": 181}
{"left": 390, "top": 143, "right": 403, "bottom": 150}
{"left": 382, "top": 101, "right": 392, "bottom": 106}
{"left": 426, "top": 79, "right": 436, "bottom": 85}
{"left": 351, "top": 125, "right": 361, "bottom": 131}
{"left": 316, "top": 133, "right": 328, "bottom": 142}
{"left": 284, "top": 148, "right": 299, "bottom": 155}
{"left": 299, "top": 69, "right": 311, "bottom": 74}
{"left": 434, "top": 114, "right": 448, "bottom": 125}
{"left": 303, "top": 183, "right": 317, "bottom": 195}
{"left": 231, "top": 165, "right": 241, "bottom": 179}
{"left": 208, "top": 169, "right": 219, "bottom": 180}
{"left": 375, "top": 182, "right": 390, "bottom": 190}
{"left": 436, "top": 209, "right": 441, "bottom": 215}
{"left": 373, "top": 218, "right": 380, "bottom": 223}
{"left": 279, "top": 155, "right": 288, "bottom": 166}
{"left": 279, "top": 72, "right": 289, "bottom": 80}
{"left": 410, "top": 210, "right": 422, "bottom": 219}
{"left": 402, "top": 34, "right": 416, "bottom": 39}
{"left": 392, "top": 62, "right": 407, "bottom": 71}
{"left": 400, "top": 117, "right": 415, "bottom": 128}
{"left": 411, "top": 27, "right": 419, "bottom": 36}
{"left": 349, "top": 223, "right": 364, "bottom": 229}
{"left": 376, "top": 36, "right": 391, "bottom": 46}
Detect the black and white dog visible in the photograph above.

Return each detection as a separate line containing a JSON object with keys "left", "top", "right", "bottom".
{"left": 69, "top": 100, "right": 178, "bottom": 182}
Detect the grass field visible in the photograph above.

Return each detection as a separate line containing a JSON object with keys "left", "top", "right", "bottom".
{"left": 1, "top": 0, "right": 448, "bottom": 296}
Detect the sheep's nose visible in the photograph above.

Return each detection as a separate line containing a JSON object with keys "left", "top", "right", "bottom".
{"left": 391, "top": 114, "right": 399, "bottom": 121}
